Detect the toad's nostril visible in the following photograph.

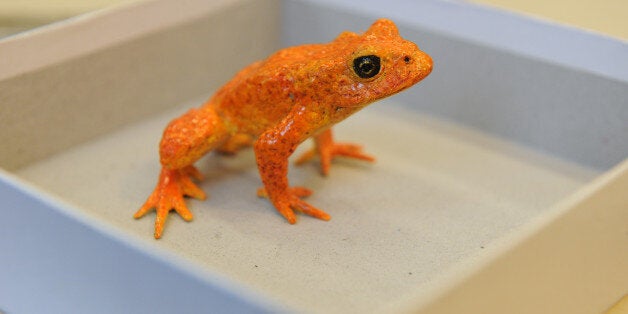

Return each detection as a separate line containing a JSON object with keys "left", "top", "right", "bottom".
{"left": 403, "top": 56, "right": 411, "bottom": 63}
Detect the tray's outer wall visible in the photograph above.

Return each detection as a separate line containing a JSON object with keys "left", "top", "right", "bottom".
{"left": 0, "top": 173, "right": 279, "bottom": 314}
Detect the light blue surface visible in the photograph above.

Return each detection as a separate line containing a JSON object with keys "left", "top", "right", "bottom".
{"left": 0, "top": 172, "right": 279, "bottom": 314}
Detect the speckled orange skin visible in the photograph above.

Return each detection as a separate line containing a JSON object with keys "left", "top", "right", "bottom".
{"left": 135, "top": 19, "right": 433, "bottom": 238}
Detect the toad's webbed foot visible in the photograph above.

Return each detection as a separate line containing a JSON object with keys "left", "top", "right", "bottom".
{"left": 134, "top": 165, "right": 205, "bottom": 239}
{"left": 257, "top": 186, "right": 330, "bottom": 223}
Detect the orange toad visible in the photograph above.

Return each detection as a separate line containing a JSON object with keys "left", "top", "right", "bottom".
{"left": 135, "top": 19, "right": 433, "bottom": 238}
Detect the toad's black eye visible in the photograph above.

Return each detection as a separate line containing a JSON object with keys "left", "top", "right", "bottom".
{"left": 353, "top": 55, "right": 381, "bottom": 79}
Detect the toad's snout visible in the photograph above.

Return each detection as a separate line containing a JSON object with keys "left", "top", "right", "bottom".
{"left": 413, "top": 49, "right": 433, "bottom": 82}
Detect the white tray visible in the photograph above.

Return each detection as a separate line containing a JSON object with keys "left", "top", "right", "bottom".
{"left": 1, "top": 0, "right": 626, "bottom": 313}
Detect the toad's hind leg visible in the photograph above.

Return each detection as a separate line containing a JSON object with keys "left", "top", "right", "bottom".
{"left": 135, "top": 107, "right": 231, "bottom": 238}
{"left": 159, "top": 107, "right": 232, "bottom": 169}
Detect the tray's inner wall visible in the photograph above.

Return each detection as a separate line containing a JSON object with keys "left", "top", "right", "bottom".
{"left": 0, "top": 0, "right": 280, "bottom": 171}
{"left": 283, "top": 0, "right": 628, "bottom": 171}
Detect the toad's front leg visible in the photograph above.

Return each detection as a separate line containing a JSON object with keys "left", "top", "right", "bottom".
{"left": 254, "top": 112, "right": 331, "bottom": 223}
{"left": 135, "top": 107, "right": 230, "bottom": 238}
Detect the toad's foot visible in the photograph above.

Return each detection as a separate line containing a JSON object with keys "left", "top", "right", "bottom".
{"left": 134, "top": 165, "right": 206, "bottom": 239}
{"left": 257, "top": 186, "right": 330, "bottom": 223}
{"left": 295, "top": 142, "right": 375, "bottom": 176}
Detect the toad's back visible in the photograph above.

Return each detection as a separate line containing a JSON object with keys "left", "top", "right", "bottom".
{"left": 206, "top": 41, "right": 352, "bottom": 135}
